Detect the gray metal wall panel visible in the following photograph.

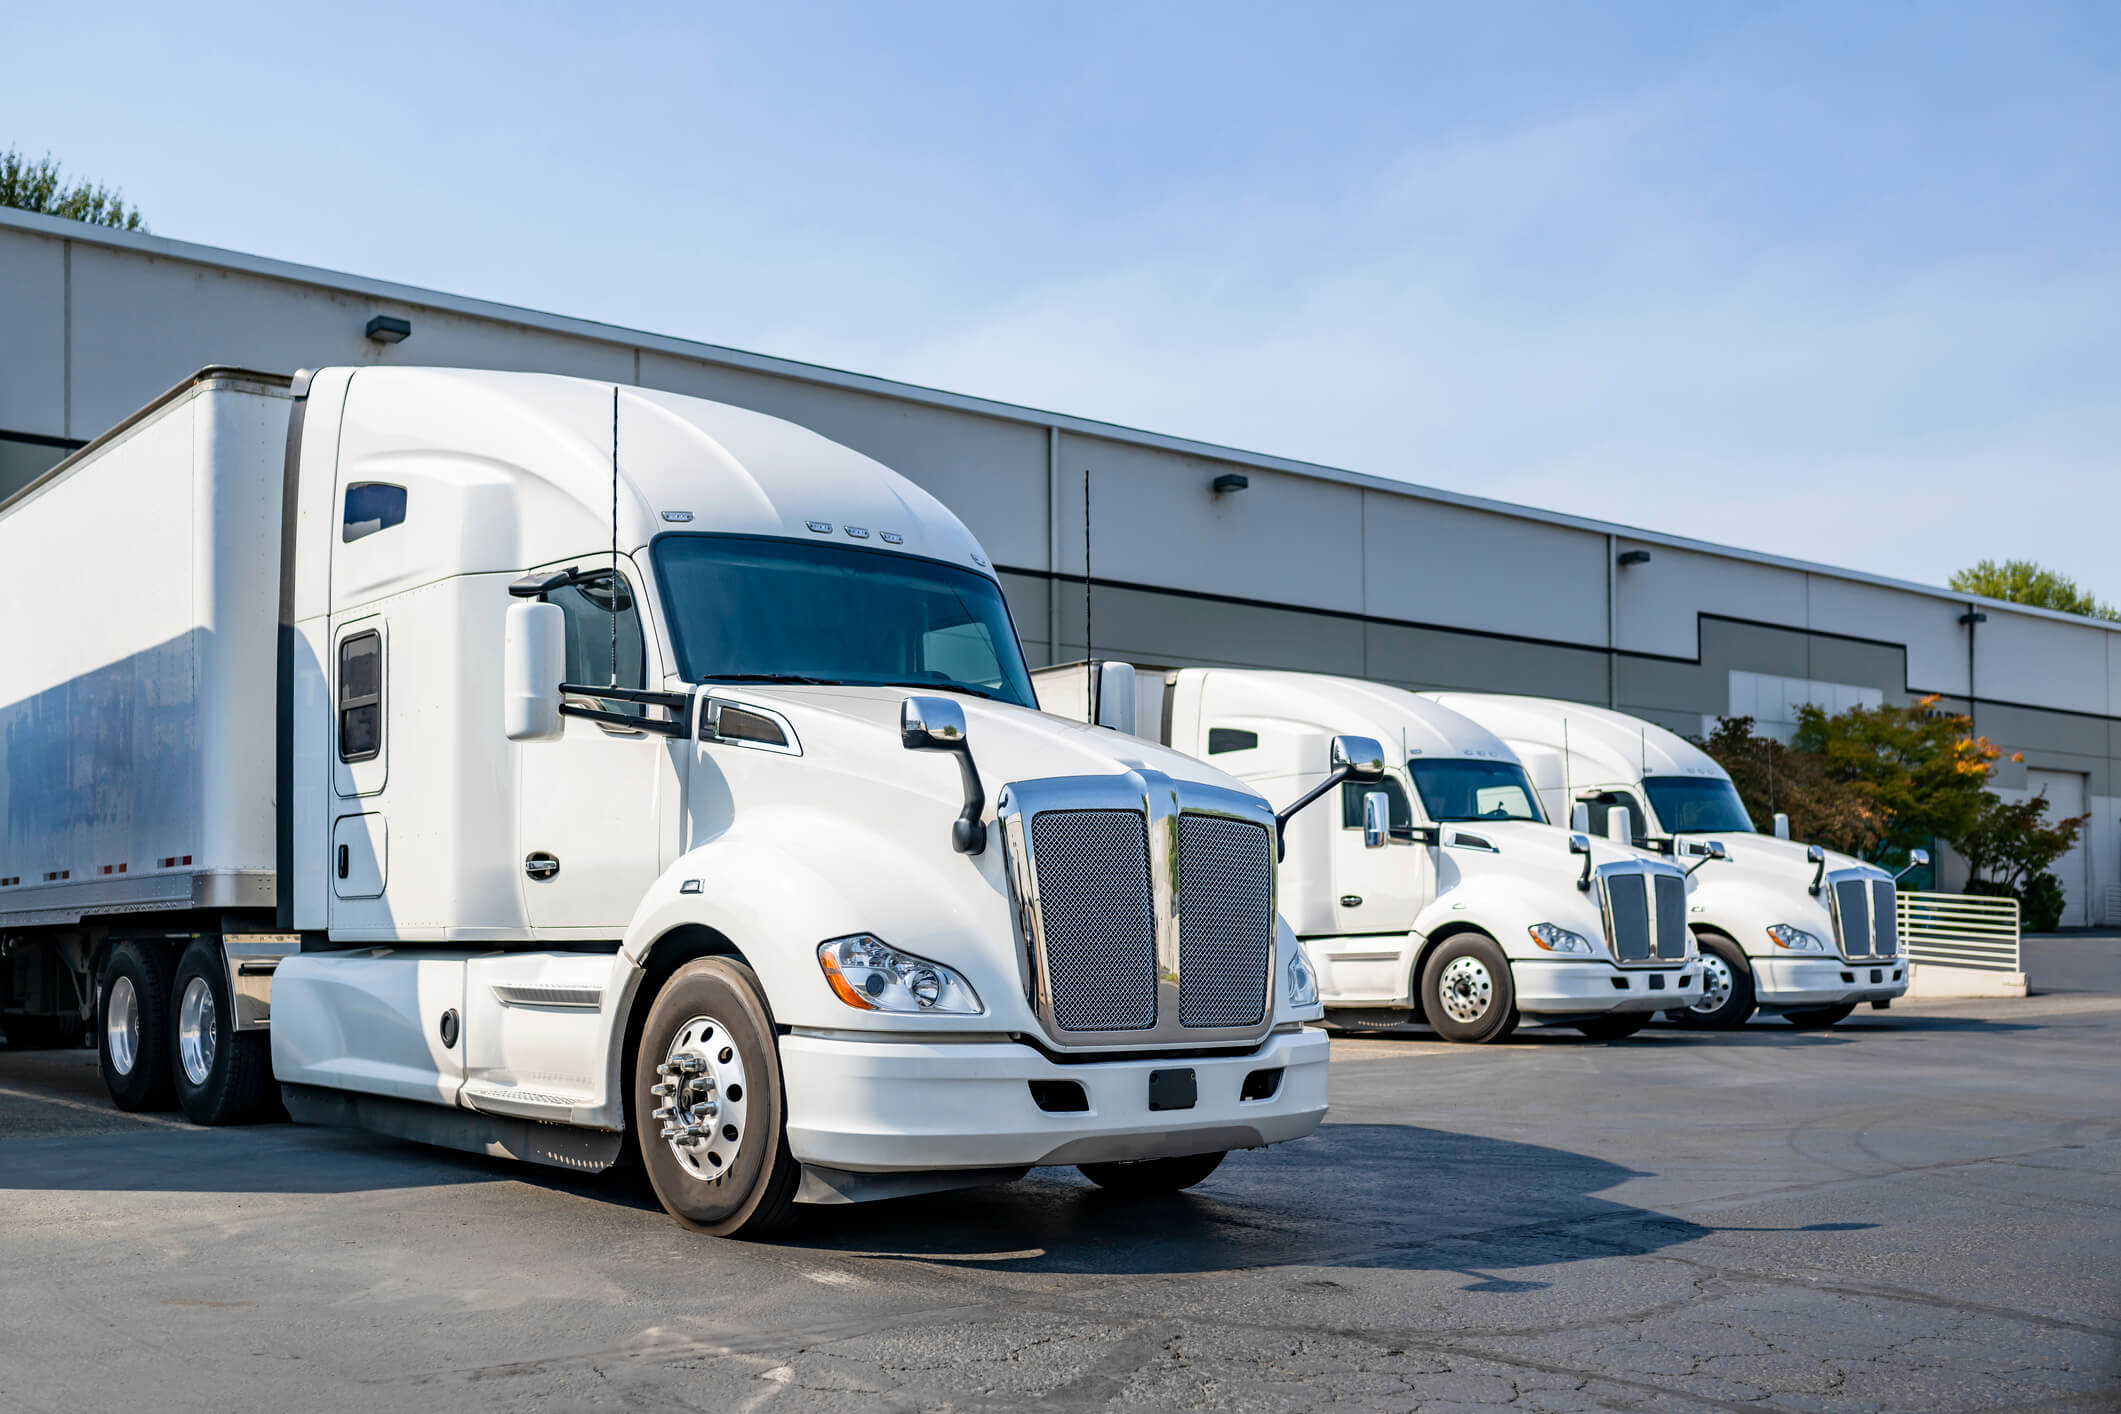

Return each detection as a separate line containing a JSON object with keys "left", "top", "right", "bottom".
{"left": 1362, "top": 492, "right": 1608, "bottom": 646}
{"left": 0, "top": 230, "right": 66, "bottom": 437}
{"left": 1052, "top": 581, "right": 1366, "bottom": 677}
{"left": 1364, "top": 620, "right": 1608, "bottom": 701}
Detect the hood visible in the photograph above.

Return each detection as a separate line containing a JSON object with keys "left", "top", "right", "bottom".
{"left": 710, "top": 682, "right": 1265, "bottom": 803}
{"left": 1672, "top": 829, "right": 1885, "bottom": 884}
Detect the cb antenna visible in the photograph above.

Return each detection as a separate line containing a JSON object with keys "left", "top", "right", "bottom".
{"left": 609, "top": 385, "right": 620, "bottom": 690}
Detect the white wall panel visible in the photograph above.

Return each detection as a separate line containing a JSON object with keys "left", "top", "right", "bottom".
{"left": 1056, "top": 432, "right": 1364, "bottom": 613}
{"left": 1802, "top": 577, "right": 1967, "bottom": 697}
{"left": 1362, "top": 493, "right": 1607, "bottom": 644}
{"left": 67, "top": 244, "right": 631, "bottom": 438}
{"left": 1976, "top": 612, "right": 2109, "bottom": 717}
{"left": 1613, "top": 542, "right": 1807, "bottom": 658}
{"left": 0, "top": 230, "right": 66, "bottom": 436}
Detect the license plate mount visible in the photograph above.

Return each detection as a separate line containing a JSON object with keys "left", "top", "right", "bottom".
{"left": 1148, "top": 1068, "right": 1197, "bottom": 1112}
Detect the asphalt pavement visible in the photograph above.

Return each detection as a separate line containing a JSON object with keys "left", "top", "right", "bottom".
{"left": 1, "top": 938, "right": 2116, "bottom": 1412}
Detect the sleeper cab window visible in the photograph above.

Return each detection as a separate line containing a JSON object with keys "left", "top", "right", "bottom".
{"left": 338, "top": 631, "right": 382, "bottom": 762}
{"left": 1207, "top": 727, "right": 1258, "bottom": 754}
{"left": 343, "top": 483, "right": 408, "bottom": 543}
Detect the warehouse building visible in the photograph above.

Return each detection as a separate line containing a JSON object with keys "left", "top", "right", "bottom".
{"left": 3, "top": 206, "right": 2116, "bottom": 924}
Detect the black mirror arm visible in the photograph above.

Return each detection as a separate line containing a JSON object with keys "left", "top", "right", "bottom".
{"left": 946, "top": 748, "right": 988, "bottom": 855}
{"left": 1275, "top": 767, "right": 1351, "bottom": 862}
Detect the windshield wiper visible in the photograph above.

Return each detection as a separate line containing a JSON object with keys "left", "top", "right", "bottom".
{"left": 703, "top": 673, "right": 833, "bottom": 686}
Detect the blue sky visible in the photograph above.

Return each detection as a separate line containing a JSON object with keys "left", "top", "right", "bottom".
{"left": 7, "top": 2, "right": 2119, "bottom": 596}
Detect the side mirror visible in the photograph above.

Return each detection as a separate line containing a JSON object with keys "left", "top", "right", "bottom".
{"left": 1093, "top": 661, "right": 1137, "bottom": 733}
{"left": 1894, "top": 847, "right": 1930, "bottom": 883}
{"left": 1569, "top": 832, "right": 1593, "bottom": 891}
{"left": 1273, "top": 734, "right": 1389, "bottom": 858}
{"left": 1772, "top": 812, "right": 1790, "bottom": 840}
{"left": 1606, "top": 806, "right": 1633, "bottom": 846}
{"left": 1332, "top": 735, "right": 1388, "bottom": 784}
{"left": 1570, "top": 802, "right": 1592, "bottom": 833}
{"left": 902, "top": 697, "right": 985, "bottom": 854}
{"left": 1806, "top": 842, "right": 1827, "bottom": 895}
{"left": 504, "top": 601, "right": 566, "bottom": 742}
{"left": 1361, "top": 791, "right": 1391, "bottom": 849}
{"left": 1685, "top": 839, "right": 1728, "bottom": 877}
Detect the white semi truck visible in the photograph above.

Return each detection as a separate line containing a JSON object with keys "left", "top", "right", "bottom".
{"left": 0, "top": 367, "right": 1352, "bottom": 1235}
{"left": 1034, "top": 665, "right": 1702, "bottom": 1042}
{"left": 1425, "top": 694, "right": 1916, "bottom": 1029}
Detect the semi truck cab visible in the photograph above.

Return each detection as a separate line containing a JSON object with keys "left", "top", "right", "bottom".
{"left": 1425, "top": 694, "right": 1913, "bottom": 1029}
{"left": 0, "top": 367, "right": 1339, "bottom": 1235}
{"left": 1034, "top": 665, "right": 1701, "bottom": 1043}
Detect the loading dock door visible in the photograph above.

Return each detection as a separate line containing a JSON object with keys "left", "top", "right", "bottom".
{"left": 2027, "top": 769, "right": 2089, "bottom": 928}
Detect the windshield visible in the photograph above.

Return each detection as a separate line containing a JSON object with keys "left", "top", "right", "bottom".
{"left": 1642, "top": 775, "right": 1756, "bottom": 834}
{"left": 1408, "top": 759, "right": 1545, "bottom": 823}
{"left": 652, "top": 534, "right": 1038, "bottom": 707}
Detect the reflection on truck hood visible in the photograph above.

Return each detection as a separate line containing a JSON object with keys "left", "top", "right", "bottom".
{"left": 1440, "top": 818, "right": 1665, "bottom": 874}
{"left": 708, "top": 682, "right": 1262, "bottom": 801}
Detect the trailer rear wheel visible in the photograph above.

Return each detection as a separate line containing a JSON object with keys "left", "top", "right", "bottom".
{"left": 169, "top": 939, "right": 274, "bottom": 1125}
{"left": 99, "top": 942, "right": 177, "bottom": 1111}
{"left": 635, "top": 957, "right": 801, "bottom": 1238}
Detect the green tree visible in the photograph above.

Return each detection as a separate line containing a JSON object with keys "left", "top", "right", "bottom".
{"left": 1955, "top": 791, "right": 2087, "bottom": 896}
{"left": 1791, "top": 696, "right": 1999, "bottom": 862}
{"left": 1948, "top": 558, "right": 2119, "bottom": 621}
{"left": 1695, "top": 716, "right": 1884, "bottom": 857}
{"left": 0, "top": 148, "right": 147, "bottom": 231}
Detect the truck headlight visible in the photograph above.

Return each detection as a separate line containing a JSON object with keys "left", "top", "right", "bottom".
{"left": 1766, "top": 924, "right": 1827, "bottom": 953}
{"left": 1527, "top": 923, "right": 1595, "bottom": 955}
{"left": 1286, "top": 944, "right": 1320, "bottom": 1007}
{"left": 817, "top": 935, "right": 983, "bottom": 1014}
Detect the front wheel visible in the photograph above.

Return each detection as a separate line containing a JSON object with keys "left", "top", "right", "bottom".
{"left": 1782, "top": 1003, "right": 1857, "bottom": 1030}
{"left": 1672, "top": 931, "right": 1757, "bottom": 1030}
{"left": 1576, "top": 1013, "right": 1649, "bottom": 1041}
{"left": 1079, "top": 1151, "right": 1225, "bottom": 1194}
{"left": 169, "top": 939, "right": 275, "bottom": 1125}
{"left": 1419, "top": 933, "right": 1519, "bottom": 1044}
{"left": 634, "top": 957, "right": 802, "bottom": 1238}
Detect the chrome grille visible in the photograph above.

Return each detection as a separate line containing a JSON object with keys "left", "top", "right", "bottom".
{"left": 1653, "top": 873, "right": 1690, "bottom": 961}
{"left": 1604, "top": 874, "right": 1652, "bottom": 962}
{"left": 1028, "top": 809, "right": 1157, "bottom": 1031}
{"left": 1175, "top": 814, "right": 1274, "bottom": 1028}
{"left": 1870, "top": 880, "right": 1898, "bottom": 957}
{"left": 1829, "top": 875, "right": 1898, "bottom": 960}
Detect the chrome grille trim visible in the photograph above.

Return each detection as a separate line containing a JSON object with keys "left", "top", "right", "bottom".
{"left": 1595, "top": 859, "right": 1693, "bottom": 967}
{"left": 998, "top": 771, "right": 1279, "bottom": 1051}
{"left": 1826, "top": 871, "right": 1898, "bottom": 961}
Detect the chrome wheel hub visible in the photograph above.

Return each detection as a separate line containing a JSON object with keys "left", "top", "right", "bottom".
{"left": 1437, "top": 955, "right": 1495, "bottom": 1025}
{"left": 178, "top": 975, "right": 217, "bottom": 1087}
{"left": 654, "top": 1015, "right": 748, "bottom": 1181}
{"left": 107, "top": 975, "right": 141, "bottom": 1077}
{"left": 1691, "top": 952, "right": 1734, "bottom": 1015}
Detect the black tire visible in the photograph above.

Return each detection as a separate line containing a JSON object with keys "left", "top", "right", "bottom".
{"left": 1783, "top": 1003, "right": 1857, "bottom": 1030}
{"left": 169, "top": 939, "right": 274, "bottom": 1125}
{"left": 98, "top": 942, "right": 177, "bottom": 1111}
{"left": 1079, "top": 1150, "right": 1226, "bottom": 1194}
{"left": 634, "top": 957, "right": 801, "bottom": 1238}
{"left": 1419, "top": 932, "right": 1519, "bottom": 1044}
{"left": 1672, "top": 930, "right": 1758, "bottom": 1030}
{"left": 1576, "top": 1013, "right": 1650, "bottom": 1041}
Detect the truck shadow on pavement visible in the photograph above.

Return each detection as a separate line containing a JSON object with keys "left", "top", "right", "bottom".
{"left": 772, "top": 1122, "right": 1720, "bottom": 1285}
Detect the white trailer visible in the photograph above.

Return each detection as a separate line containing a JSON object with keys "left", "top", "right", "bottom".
{"left": 0, "top": 367, "right": 1345, "bottom": 1233}
{"left": 1034, "top": 664, "right": 1703, "bottom": 1042}
{"left": 1425, "top": 694, "right": 1915, "bottom": 1028}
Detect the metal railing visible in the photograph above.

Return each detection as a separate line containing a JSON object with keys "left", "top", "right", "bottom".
{"left": 1896, "top": 891, "right": 2021, "bottom": 974}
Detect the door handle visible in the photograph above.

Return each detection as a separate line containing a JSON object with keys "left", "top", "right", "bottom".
{"left": 1339, "top": 894, "right": 1363, "bottom": 907}
{"left": 338, "top": 844, "right": 349, "bottom": 879}
{"left": 524, "top": 852, "right": 560, "bottom": 881}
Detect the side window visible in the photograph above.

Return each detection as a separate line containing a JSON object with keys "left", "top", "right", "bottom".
{"left": 338, "top": 631, "right": 382, "bottom": 762}
{"left": 343, "top": 483, "right": 407, "bottom": 543}
{"left": 1581, "top": 790, "right": 1649, "bottom": 842}
{"left": 548, "top": 570, "right": 646, "bottom": 716}
{"left": 1341, "top": 777, "right": 1413, "bottom": 831}
{"left": 1207, "top": 727, "right": 1258, "bottom": 754}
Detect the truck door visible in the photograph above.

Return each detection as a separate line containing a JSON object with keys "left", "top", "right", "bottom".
{"left": 518, "top": 566, "right": 666, "bottom": 934}
{"left": 330, "top": 617, "right": 393, "bottom": 933}
{"left": 1313, "top": 774, "right": 1431, "bottom": 1002}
